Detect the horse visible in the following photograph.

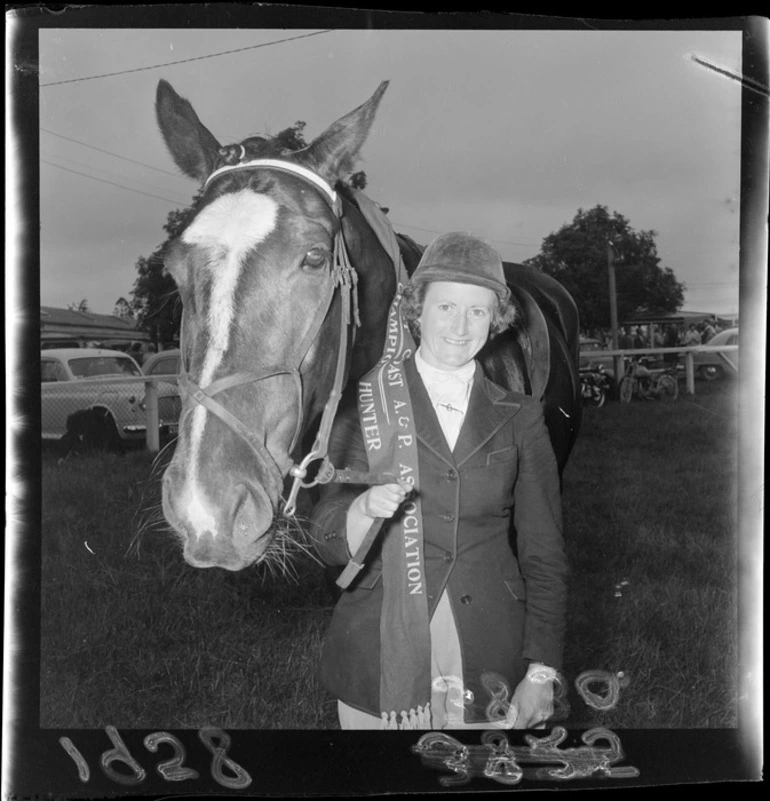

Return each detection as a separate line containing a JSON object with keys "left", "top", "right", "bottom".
{"left": 155, "top": 79, "right": 581, "bottom": 571}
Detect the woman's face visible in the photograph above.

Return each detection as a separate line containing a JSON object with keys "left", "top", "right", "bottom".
{"left": 418, "top": 281, "right": 496, "bottom": 371}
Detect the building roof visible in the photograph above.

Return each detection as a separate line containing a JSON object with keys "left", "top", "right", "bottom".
{"left": 40, "top": 306, "right": 151, "bottom": 343}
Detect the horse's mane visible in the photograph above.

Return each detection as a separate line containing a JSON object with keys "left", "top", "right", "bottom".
{"left": 333, "top": 183, "right": 426, "bottom": 279}
{"left": 216, "top": 135, "right": 292, "bottom": 167}
{"left": 394, "top": 232, "right": 424, "bottom": 277}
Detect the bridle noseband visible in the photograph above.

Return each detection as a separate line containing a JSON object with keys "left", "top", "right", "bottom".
{"left": 178, "top": 158, "right": 362, "bottom": 518}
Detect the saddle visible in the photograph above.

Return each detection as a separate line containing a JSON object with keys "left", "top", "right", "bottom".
{"left": 505, "top": 282, "right": 551, "bottom": 400}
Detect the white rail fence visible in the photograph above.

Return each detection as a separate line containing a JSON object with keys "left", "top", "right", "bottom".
{"left": 67, "top": 345, "right": 737, "bottom": 452}
{"left": 579, "top": 344, "right": 738, "bottom": 397}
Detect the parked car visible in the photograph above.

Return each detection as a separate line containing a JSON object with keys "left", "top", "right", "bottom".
{"left": 692, "top": 327, "right": 739, "bottom": 380}
{"left": 41, "top": 348, "right": 179, "bottom": 450}
{"left": 142, "top": 348, "right": 182, "bottom": 435}
{"left": 142, "top": 348, "right": 181, "bottom": 377}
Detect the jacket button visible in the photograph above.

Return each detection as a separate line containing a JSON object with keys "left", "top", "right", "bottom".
{"left": 441, "top": 513, "right": 455, "bottom": 522}
{"left": 445, "top": 470, "right": 457, "bottom": 481}
{"left": 443, "top": 552, "right": 453, "bottom": 563}
{"left": 460, "top": 594, "right": 472, "bottom": 605}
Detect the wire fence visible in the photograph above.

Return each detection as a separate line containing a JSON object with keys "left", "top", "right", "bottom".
{"left": 42, "top": 375, "right": 181, "bottom": 452}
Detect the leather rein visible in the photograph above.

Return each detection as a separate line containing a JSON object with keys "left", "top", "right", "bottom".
{"left": 177, "top": 159, "right": 393, "bottom": 519}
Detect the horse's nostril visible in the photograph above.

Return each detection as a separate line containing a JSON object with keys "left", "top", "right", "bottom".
{"left": 233, "top": 485, "right": 272, "bottom": 558}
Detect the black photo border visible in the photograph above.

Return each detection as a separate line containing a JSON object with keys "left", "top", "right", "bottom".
{"left": 5, "top": 5, "right": 765, "bottom": 796}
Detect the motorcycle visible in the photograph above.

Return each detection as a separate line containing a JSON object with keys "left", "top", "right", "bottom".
{"left": 580, "top": 363, "right": 613, "bottom": 408}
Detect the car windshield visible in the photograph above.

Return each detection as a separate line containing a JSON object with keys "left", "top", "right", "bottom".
{"left": 68, "top": 356, "right": 142, "bottom": 378}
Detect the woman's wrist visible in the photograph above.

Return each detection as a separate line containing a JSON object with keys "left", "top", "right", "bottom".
{"left": 346, "top": 492, "right": 375, "bottom": 553}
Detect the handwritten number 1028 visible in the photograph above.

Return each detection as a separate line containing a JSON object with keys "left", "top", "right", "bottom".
{"left": 59, "top": 726, "right": 252, "bottom": 789}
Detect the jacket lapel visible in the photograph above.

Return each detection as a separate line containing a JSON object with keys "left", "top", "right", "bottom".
{"left": 453, "top": 363, "right": 522, "bottom": 468}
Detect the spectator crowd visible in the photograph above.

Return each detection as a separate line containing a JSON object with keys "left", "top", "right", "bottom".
{"left": 586, "top": 319, "right": 723, "bottom": 351}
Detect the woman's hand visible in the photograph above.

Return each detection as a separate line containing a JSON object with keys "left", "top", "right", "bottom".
{"left": 346, "top": 481, "right": 411, "bottom": 553}
{"left": 358, "top": 482, "right": 411, "bottom": 519}
{"left": 505, "top": 668, "right": 555, "bottom": 729}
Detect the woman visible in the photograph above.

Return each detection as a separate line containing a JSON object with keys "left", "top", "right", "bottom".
{"left": 311, "top": 232, "right": 567, "bottom": 730}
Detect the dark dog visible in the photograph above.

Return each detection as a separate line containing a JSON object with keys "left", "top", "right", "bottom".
{"left": 58, "top": 408, "right": 121, "bottom": 459}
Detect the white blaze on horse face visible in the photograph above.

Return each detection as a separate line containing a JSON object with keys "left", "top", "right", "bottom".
{"left": 180, "top": 190, "right": 278, "bottom": 536}
{"left": 182, "top": 190, "right": 278, "bottom": 381}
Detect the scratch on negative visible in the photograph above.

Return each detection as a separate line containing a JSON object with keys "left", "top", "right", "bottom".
{"left": 689, "top": 54, "right": 770, "bottom": 98}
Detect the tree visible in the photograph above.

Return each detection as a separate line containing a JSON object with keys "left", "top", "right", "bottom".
{"left": 131, "top": 192, "right": 201, "bottom": 346}
{"left": 132, "top": 121, "right": 370, "bottom": 344}
{"left": 67, "top": 298, "right": 90, "bottom": 313}
{"left": 524, "top": 205, "right": 685, "bottom": 333}
{"left": 113, "top": 297, "right": 134, "bottom": 319}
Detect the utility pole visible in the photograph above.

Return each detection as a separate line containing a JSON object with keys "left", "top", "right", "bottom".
{"left": 608, "top": 239, "right": 624, "bottom": 383}
{"left": 607, "top": 240, "right": 619, "bottom": 350}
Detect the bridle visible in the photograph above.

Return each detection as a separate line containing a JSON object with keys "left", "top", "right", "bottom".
{"left": 177, "top": 158, "right": 372, "bottom": 518}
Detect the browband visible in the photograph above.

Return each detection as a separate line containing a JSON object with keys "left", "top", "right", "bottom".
{"left": 203, "top": 158, "right": 338, "bottom": 204}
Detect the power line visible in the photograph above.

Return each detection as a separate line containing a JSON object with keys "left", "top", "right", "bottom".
{"left": 40, "top": 149, "right": 184, "bottom": 197}
{"left": 40, "top": 127, "right": 181, "bottom": 176}
{"left": 40, "top": 30, "right": 335, "bottom": 87}
{"left": 41, "top": 159, "right": 189, "bottom": 206}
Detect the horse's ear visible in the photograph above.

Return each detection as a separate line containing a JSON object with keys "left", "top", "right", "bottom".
{"left": 301, "top": 81, "right": 389, "bottom": 184}
{"left": 155, "top": 80, "right": 223, "bottom": 183}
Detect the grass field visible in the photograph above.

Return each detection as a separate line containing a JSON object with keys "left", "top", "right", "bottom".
{"left": 39, "top": 378, "right": 739, "bottom": 730}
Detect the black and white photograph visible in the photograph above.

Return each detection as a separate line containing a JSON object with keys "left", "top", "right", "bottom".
{"left": 5, "top": 6, "right": 766, "bottom": 796}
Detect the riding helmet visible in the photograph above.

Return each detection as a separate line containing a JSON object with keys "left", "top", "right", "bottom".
{"left": 411, "top": 231, "right": 509, "bottom": 300}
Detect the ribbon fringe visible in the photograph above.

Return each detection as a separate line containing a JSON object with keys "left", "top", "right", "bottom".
{"left": 380, "top": 703, "right": 432, "bottom": 730}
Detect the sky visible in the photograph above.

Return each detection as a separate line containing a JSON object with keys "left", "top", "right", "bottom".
{"left": 32, "top": 21, "right": 745, "bottom": 318}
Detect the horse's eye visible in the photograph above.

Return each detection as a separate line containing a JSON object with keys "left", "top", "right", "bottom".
{"left": 302, "top": 247, "right": 329, "bottom": 270}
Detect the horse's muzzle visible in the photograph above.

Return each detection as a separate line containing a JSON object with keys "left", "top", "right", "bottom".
{"left": 162, "top": 465, "right": 275, "bottom": 570}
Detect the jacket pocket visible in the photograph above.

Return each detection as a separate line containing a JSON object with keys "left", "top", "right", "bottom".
{"left": 486, "top": 446, "right": 518, "bottom": 466}
{"left": 503, "top": 575, "right": 527, "bottom": 601}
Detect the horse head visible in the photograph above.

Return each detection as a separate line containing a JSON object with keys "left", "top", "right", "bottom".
{"left": 155, "top": 80, "right": 391, "bottom": 570}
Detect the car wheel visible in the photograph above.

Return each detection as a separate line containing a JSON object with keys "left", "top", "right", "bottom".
{"left": 700, "top": 365, "right": 724, "bottom": 381}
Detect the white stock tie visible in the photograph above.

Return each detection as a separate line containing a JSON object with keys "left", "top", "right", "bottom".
{"left": 414, "top": 349, "right": 475, "bottom": 450}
